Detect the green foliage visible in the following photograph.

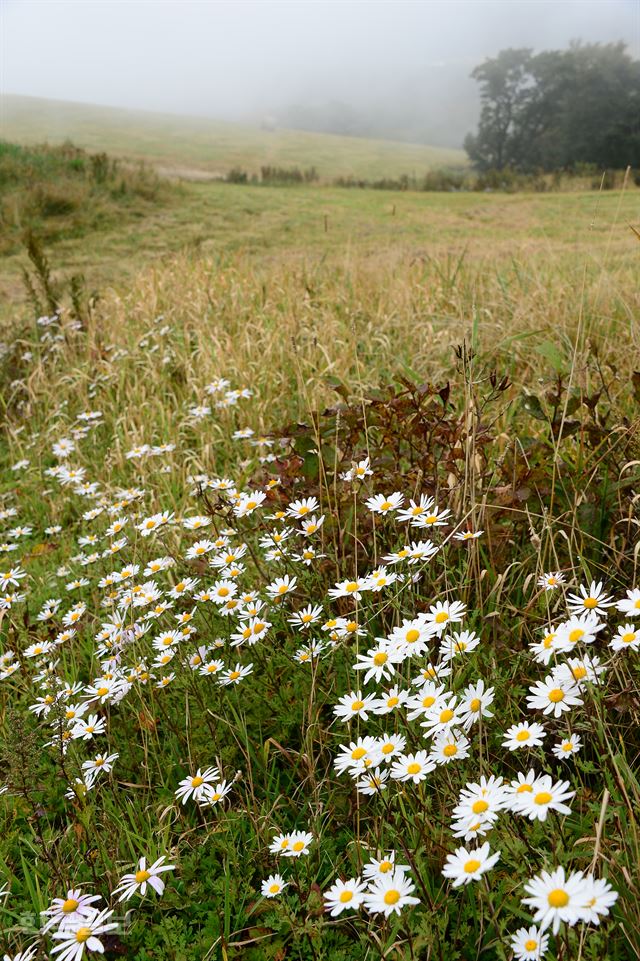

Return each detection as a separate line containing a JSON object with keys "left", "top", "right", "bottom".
{"left": 260, "top": 166, "right": 318, "bottom": 185}
{"left": 0, "top": 140, "right": 175, "bottom": 255}
{"left": 465, "top": 42, "right": 640, "bottom": 172}
{"left": 0, "top": 171, "right": 638, "bottom": 961}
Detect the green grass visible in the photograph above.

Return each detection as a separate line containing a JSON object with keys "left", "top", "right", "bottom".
{"left": 0, "top": 140, "right": 176, "bottom": 258}
{"left": 0, "top": 275, "right": 639, "bottom": 959}
{"left": 1, "top": 94, "right": 466, "bottom": 180}
{"left": 0, "top": 132, "right": 639, "bottom": 960}
{"left": 2, "top": 176, "right": 638, "bottom": 321}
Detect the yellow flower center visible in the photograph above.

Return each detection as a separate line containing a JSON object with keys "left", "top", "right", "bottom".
{"left": 472, "top": 800, "right": 489, "bottom": 813}
{"left": 351, "top": 747, "right": 366, "bottom": 760}
{"left": 516, "top": 730, "right": 530, "bottom": 742}
{"left": 381, "top": 742, "right": 395, "bottom": 754}
{"left": 380, "top": 500, "right": 393, "bottom": 511}
{"left": 229, "top": 670, "right": 240, "bottom": 680}
{"left": 623, "top": 632, "right": 636, "bottom": 643}
{"left": 464, "top": 859, "right": 481, "bottom": 873}
{"left": 534, "top": 791, "right": 553, "bottom": 805}
{"left": 569, "top": 629, "right": 584, "bottom": 643}
{"left": 97, "top": 686, "right": 109, "bottom": 696}
{"left": 548, "top": 688, "right": 565, "bottom": 703}
{"left": 435, "top": 612, "right": 448, "bottom": 624}
{"left": 191, "top": 776, "right": 204, "bottom": 787}
{"left": 352, "top": 700, "right": 364, "bottom": 711}
{"left": 407, "top": 762, "right": 421, "bottom": 775}
{"left": 583, "top": 597, "right": 598, "bottom": 609}
{"left": 443, "top": 743, "right": 457, "bottom": 757}
{"left": 439, "top": 708, "right": 454, "bottom": 723}
{"left": 516, "top": 783, "right": 533, "bottom": 793}
{"left": 292, "top": 841, "right": 304, "bottom": 852}
{"left": 75, "top": 927, "right": 92, "bottom": 943}
{"left": 135, "top": 869, "right": 151, "bottom": 883}
{"left": 373, "top": 652, "right": 388, "bottom": 666}
{"left": 384, "top": 889, "right": 400, "bottom": 905}
{"left": 346, "top": 581, "right": 359, "bottom": 592}
{"left": 269, "top": 883, "right": 280, "bottom": 893}
{"left": 379, "top": 860, "right": 393, "bottom": 873}
{"left": 339, "top": 890, "right": 353, "bottom": 902}
{"left": 548, "top": 889, "right": 569, "bottom": 908}
{"left": 387, "top": 696, "right": 399, "bottom": 707}
{"left": 571, "top": 665, "right": 587, "bottom": 680}
{"left": 422, "top": 695, "right": 436, "bottom": 708}
{"left": 405, "top": 629, "right": 420, "bottom": 643}
{"left": 62, "top": 898, "right": 79, "bottom": 913}
{"left": 525, "top": 939, "right": 538, "bottom": 951}
{"left": 469, "top": 698, "right": 481, "bottom": 712}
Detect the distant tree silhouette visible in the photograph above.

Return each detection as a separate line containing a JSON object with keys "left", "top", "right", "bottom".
{"left": 465, "top": 42, "right": 640, "bottom": 171}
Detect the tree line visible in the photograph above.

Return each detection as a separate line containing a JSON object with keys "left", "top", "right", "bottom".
{"left": 464, "top": 42, "right": 640, "bottom": 172}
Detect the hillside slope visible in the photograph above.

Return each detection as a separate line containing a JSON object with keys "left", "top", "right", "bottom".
{"left": 0, "top": 94, "right": 467, "bottom": 180}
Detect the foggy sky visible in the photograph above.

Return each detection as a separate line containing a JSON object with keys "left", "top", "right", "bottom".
{"left": 2, "top": 0, "right": 639, "bottom": 146}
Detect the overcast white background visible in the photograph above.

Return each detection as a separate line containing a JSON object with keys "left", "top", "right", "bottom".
{"left": 1, "top": 0, "right": 639, "bottom": 144}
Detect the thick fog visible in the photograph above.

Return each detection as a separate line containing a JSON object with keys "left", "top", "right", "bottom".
{"left": 2, "top": 0, "right": 639, "bottom": 146}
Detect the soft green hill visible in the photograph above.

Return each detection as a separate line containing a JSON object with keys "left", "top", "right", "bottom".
{"left": 0, "top": 94, "right": 467, "bottom": 180}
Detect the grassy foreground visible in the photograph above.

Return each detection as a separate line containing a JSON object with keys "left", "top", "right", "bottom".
{"left": 0, "top": 150, "right": 639, "bottom": 960}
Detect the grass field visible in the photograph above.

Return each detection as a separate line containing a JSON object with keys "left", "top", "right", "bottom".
{"left": 1, "top": 119, "right": 640, "bottom": 961}
{"left": 1, "top": 95, "right": 466, "bottom": 181}
{"left": 2, "top": 171, "right": 638, "bottom": 320}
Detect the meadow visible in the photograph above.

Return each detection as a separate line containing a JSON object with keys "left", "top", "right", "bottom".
{"left": 1, "top": 95, "right": 465, "bottom": 180}
{"left": 0, "top": 107, "right": 640, "bottom": 961}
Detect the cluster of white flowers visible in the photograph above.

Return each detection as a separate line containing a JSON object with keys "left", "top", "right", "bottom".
{"left": 0, "top": 361, "right": 630, "bottom": 961}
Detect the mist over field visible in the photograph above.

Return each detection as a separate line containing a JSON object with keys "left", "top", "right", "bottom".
{"left": 2, "top": 0, "right": 639, "bottom": 146}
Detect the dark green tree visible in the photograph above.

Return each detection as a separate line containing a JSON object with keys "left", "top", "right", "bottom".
{"left": 463, "top": 49, "right": 536, "bottom": 170}
{"left": 465, "top": 42, "right": 640, "bottom": 172}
